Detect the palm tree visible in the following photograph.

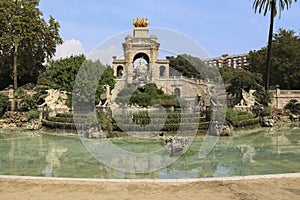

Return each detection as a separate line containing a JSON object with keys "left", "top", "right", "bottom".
{"left": 253, "top": 0, "right": 297, "bottom": 90}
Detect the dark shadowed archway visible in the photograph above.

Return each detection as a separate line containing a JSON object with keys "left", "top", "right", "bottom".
{"left": 133, "top": 53, "right": 150, "bottom": 64}
{"left": 174, "top": 88, "right": 181, "bottom": 97}
{"left": 117, "top": 65, "right": 123, "bottom": 77}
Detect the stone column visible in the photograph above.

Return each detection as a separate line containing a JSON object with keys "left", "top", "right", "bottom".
{"left": 8, "top": 87, "right": 15, "bottom": 111}
{"left": 275, "top": 88, "right": 280, "bottom": 109}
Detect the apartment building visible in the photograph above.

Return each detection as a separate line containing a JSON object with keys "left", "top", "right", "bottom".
{"left": 203, "top": 53, "right": 249, "bottom": 68}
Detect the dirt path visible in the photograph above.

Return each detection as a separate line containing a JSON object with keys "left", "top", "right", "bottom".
{"left": 1, "top": 175, "right": 300, "bottom": 200}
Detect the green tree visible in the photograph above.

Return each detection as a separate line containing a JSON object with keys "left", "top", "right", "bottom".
{"left": 272, "top": 29, "right": 300, "bottom": 89}
{"left": 96, "top": 66, "right": 115, "bottom": 104}
{"left": 220, "top": 66, "right": 273, "bottom": 105}
{"left": 72, "top": 59, "right": 115, "bottom": 108}
{"left": 168, "top": 55, "right": 202, "bottom": 79}
{"left": 167, "top": 54, "right": 221, "bottom": 82}
{"left": 48, "top": 55, "right": 86, "bottom": 92}
{"left": 252, "top": 0, "right": 298, "bottom": 90}
{"left": 220, "top": 67, "right": 263, "bottom": 95}
{"left": 247, "top": 29, "right": 300, "bottom": 89}
{"left": 45, "top": 55, "right": 115, "bottom": 106}
{"left": 0, "top": 0, "right": 62, "bottom": 90}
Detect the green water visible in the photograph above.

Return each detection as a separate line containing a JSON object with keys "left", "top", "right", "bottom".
{"left": 0, "top": 123, "right": 299, "bottom": 179}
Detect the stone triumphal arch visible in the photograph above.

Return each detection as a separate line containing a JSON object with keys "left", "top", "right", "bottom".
{"left": 111, "top": 18, "right": 207, "bottom": 105}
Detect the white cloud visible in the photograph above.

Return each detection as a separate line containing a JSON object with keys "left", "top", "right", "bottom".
{"left": 54, "top": 39, "right": 86, "bottom": 60}
{"left": 88, "top": 45, "right": 122, "bottom": 65}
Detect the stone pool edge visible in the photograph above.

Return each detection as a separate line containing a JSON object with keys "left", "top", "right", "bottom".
{"left": 1, "top": 173, "right": 300, "bottom": 183}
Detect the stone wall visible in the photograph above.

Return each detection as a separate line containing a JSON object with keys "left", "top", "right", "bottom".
{"left": 270, "top": 89, "right": 300, "bottom": 109}
{"left": 0, "top": 111, "right": 41, "bottom": 130}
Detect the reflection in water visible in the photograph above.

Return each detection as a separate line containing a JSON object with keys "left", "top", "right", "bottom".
{"left": 98, "top": 165, "right": 120, "bottom": 179}
{"left": 83, "top": 138, "right": 173, "bottom": 173}
{"left": 198, "top": 161, "right": 218, "bottom": 178}
{"left": 125, "top": 171, "right": 159, "bottom": 179}
{"left": 271, "top": 126, "right": 300, "bottom": 154}
{"left": 0, "top": 124, "right": 299, "bottom": 179}
{"left": 8, "top": 140, "right": 15, "bottom": 162}
{"left": 44, "top": 144, "right": 68, "bottom": 177}
{"left": 238, "top": 144, "right": 256, "bottom": 163}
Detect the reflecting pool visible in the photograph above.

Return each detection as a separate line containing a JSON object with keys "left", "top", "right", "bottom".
{"left": 0, "top": 123, "right": 299, "bottom": 179}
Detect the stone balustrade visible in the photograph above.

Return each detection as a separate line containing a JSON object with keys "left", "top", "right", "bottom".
{"left": 269, "top": 89, "right": 300, "bottom": 109}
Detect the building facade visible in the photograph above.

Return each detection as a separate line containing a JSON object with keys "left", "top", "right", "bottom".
{"left": 203, "top": 53, "right": 249, "bottom": 68}
{"left": 110, "top": 18, "right": 208, "bottom": 106}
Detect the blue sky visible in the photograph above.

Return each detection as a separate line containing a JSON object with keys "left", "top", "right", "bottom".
{"left": 39, "top": 0, "right": 300, "bottom": 60}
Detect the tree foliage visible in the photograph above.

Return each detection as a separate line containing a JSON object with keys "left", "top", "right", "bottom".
{"left": 220, "top": 66, "right": 273, "bottom": 105}
{"left": 168, "top": 55, "right": 203, "bottom": 79}
{"left": 253, "top": 0, "right": 297, "bottom": 17}
{"left": 48, "top": 54, "right": 86, "bottom": 92}
{"left": 48, "top": 55, "right": 115, "bottom": 107}
{"left": 0, "top": 0, "right": 62, "bottom": 89}
{"left": 252, "top": 0, "right": 298, "bottom": 89}
{"left": 97, "top": 66, "right": 115, "bottom": 103}
{"left": 39, "top": 55, "right": 115, "bottom": 106}
{"left": 37, "top": 55, "right": 116, "bottom": 107}
{"left": 20, "top": 95, "right": 38, "bottom": 111}
{"left": 220, "top": 66, "right": 263, "bottom": 95}
{"left": 247, "top": 29, "right": 300, "bottom": 89}
{"left": 167, "top": 54, "right": 221, "bottom": 83}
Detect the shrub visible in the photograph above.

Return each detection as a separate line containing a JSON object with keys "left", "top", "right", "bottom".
{"left": 56, "top": 113, "right": 73, "bottom": 118}
{"left": 97, "top": 110, "right": 113, "bottom": 134}
{"left": 14, "top": 88, "right": 26, "bottom": 98}
{"left": 20, "top": 85, "right": 50, "bottom": 111}
{"left": 47, "top": 116, "right": 74, "bottom": 123}
{"left": 116, "top": 83, "right": 180, "bottom": 108}
{"left": 33, "top": 85, "right": 50, "bottom": 105}
{"left": 20, "top": 95, "right": 38, "bottom": 111}
{"left": 226, "top": 108, "right": 237, "bottom": 123}
{"left": 226, "top": 108, "right": 255, "bottom": 124}
{"left": 253, "top": 87, "right": 274, "bottom": 106}
{"left": 284, "top": 99, "right": 300, "bottom": 115}
{"left": 28, "top": 109, "right": 39, "bottom": 120}
{"left": 260, "top": 106, "right": 273, "bottom": 117}
{"left": 0, "top": 93, "right": 10, "bottom": 117}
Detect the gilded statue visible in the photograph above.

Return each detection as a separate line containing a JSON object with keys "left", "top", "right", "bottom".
{"left": 133, "top": 17, "right": 149, "bottom": 27}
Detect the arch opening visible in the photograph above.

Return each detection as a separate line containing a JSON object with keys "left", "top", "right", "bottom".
{"left": 174, "top": 88, "right": 181, "bottom": 97}
{"left": 159, "top": 65, "right": 166, "bottom": 77}
{"left": 117, "top": 65, "right": 123, "bottom": 77}
{"left": 133, "top": 52, "right": 150, "bottom": 64}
